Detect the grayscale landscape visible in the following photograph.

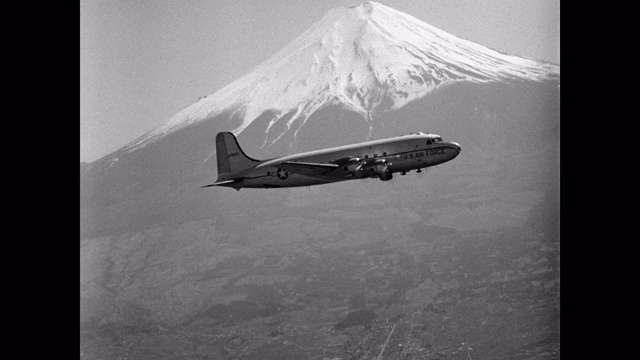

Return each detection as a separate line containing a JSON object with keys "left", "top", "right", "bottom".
{"left": 81, "top": 2, "right": 559, "bottom": 359}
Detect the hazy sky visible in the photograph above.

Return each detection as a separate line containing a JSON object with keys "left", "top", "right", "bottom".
{"left": 80, "top": 0, "right": 559, "bottom": 163}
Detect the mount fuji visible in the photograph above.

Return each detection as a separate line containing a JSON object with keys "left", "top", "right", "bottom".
{"left": 81, "top": 1, "right": 558, "bottom": 219}
{"left": 116, "top": 1, "right": 557, "bottom": 157}
{"left": 81, "top": 3, "right": 559, "bottom": 358}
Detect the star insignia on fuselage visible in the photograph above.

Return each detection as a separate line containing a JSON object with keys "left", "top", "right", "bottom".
{"left": 276, "top": 168, "right": 288, "bottom": 180}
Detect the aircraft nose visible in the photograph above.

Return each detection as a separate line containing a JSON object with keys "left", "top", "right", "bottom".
{"left": 449, "top": 142, "right": 461, "bottom": 154}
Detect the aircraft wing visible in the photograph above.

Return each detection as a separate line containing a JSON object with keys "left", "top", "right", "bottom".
{"left": 274, "top": 161, "right": 340, "bottom": 176}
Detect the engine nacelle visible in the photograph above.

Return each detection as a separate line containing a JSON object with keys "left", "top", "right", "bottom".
{"left": 364, "top": 159, "right": 390, "bottom": 178}
{"left": 343, "top": 158, "right": 363, "bottom": 172}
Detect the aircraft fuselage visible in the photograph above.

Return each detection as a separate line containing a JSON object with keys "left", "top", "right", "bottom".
{"left": 208, "top": 132, "right": 460, "bottom": 190}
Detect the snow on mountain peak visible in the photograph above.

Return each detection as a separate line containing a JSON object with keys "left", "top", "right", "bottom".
{"left": 123, "top": 1, "right": 558, "bottom": 153}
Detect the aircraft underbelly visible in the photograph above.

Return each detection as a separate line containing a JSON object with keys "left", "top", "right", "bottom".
{"left": 241, "top": 173, "right": 342, "bottom": 189}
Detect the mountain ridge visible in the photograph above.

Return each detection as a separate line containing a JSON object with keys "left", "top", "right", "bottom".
{"left": 105, "top": 1, "right": 558, "bottom": 161}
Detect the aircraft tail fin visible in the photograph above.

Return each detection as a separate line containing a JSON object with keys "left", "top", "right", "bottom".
{"left": 215, "top": 132, "right": 260, "bottom": 178}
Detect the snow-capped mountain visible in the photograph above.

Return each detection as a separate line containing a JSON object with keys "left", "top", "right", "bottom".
{"left": 120, "top": 1, "right": 558, "bottom": 155}
{"left": 81, "top": 1, "right": 559, "bottom": 238}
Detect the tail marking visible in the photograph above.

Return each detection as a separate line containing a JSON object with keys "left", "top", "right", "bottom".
{"left": 215, "top": 132, "right": 260, "bottom": 179}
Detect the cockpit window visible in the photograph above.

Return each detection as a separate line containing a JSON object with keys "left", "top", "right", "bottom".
{"left": 427, "top": 140, "right": 432, "bottom": 145}
{"left": 435, "top": 137, "right": 443, "bottom": 142}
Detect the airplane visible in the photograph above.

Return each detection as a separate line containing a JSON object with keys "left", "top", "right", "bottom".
{"left": 203, "top": 131, "right": 461, "bottom": 190}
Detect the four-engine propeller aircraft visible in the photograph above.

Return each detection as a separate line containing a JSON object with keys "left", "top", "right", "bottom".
{"left": 203, "top": 131, "right": 460, "bottom": 190}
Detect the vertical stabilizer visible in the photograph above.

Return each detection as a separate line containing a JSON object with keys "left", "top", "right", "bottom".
{"left": 215, "top": 132, "right": 260, "bottom": 177}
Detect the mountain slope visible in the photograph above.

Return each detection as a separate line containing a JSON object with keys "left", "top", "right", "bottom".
{"left": 112, "top": 1, "right": 557, "bottom": 159}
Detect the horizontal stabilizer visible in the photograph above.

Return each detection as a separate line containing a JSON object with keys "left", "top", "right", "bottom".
{"left": 201, "top": 179, "right": 239, "bottom": 188}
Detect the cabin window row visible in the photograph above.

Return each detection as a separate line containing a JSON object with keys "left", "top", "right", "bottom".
{"left": 364, "top": 152, "right": 387, "bottom": 159}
